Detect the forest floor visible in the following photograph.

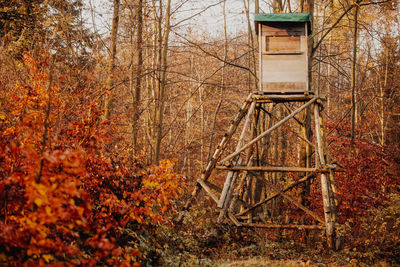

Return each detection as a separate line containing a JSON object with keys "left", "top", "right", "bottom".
{"left": 151, "top": 213, "right": 400, "bottom": 267}
{"left": 215, "top": 258, "right": 391, "bottom": 267}
{"left": 160, "top": 240, "right": 396, "bottom": 267}
{"left": 169, "top": 251, "right": 393, "bottom": 267}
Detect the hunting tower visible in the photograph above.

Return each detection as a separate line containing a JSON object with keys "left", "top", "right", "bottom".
{"left": 180, "top": 13, "right": 340, "bottom": 249}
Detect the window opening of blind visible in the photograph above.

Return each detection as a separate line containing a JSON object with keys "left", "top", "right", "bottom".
{"left": 265, "top": 36, "right": 302, "bottom": 55}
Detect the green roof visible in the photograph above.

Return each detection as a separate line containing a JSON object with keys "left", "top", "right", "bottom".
{"left": 254, "top": 13, "right": 310, "bottom": 22}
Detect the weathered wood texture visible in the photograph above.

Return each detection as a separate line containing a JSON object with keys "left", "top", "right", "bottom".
{"left": 314, "top": 103, "right": 336, "bottom": 248}
{"left": 253, "top": 94, "right": 315, "bottom": 102}
{"left": 216, "top": 165, "right": 328, "bottom": 173}
{"left": 197, "top": 179, "right": 219, "bottom": 204}
{"left": 261, "top": 23, "right": 305, "bottom": 36}
{"left": 265, "top": 36, "right": 301, "bottom": 52}
{"left": 241, "top": 223, "right": 325, "bottom": 230}
{"left": 260, "top": 23, "right": 308, "bottom": 93}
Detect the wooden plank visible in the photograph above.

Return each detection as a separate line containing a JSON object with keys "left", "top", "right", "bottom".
{"left": 265, "top": 36, "right": 301, "bottom": 52}
{"left": 304, "top": 23, "right": 310, "bottom": 93}
{"left": 216, "top": 166, "right": 326, "bottom": 173}
{"left": 262, "top": 54, "right": 306, "bottom": 72}
{"left": 320, "top": 110, "right": 338, "bottom": 224}
{"left": 253, "top": 94, "right": 314, "bottom": 102}
{"left": 262, "top": 82, "right": 307, "bottom": 93}
{"left": 204, "top": 180, "right": 222, "bottom": 193}
{"left": 197, "top": 179, "right": 219, "bottom": 204}
{"left": 241, "top": 223, "right": 325, "bottom": 230}
{"left": 218, "top": 97, "right": 318, "bottom": 164}
{"left": 281, "top": 103, "right": 304, "bottom": 126}
{"left": 262, "top": 56, "right": 307, "bottom": 83}
{"left": 228, "top": 212, "right": 242, "bottom": 226}
{"left": 218, "top": 168, "right": 240, "bottom": 208}
{"left": 264, "top": 51, "right": 303, "bottom": 55}
{"left": 261, "top": 23, "right": 305, "bottom": 37}
{"left": 261, "top": 35, "right": 308, "bottom": 93}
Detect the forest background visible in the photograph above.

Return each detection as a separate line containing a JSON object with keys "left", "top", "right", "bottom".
{"left": 0, "top": 0, "right": 400, "bottom": 265}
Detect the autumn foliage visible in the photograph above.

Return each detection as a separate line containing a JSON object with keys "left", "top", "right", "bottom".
{"left": 298, "top": 118, "right": 400, "bottom": 256}
{"left": 0, "top": 54, "right": 184, "bottom": 265}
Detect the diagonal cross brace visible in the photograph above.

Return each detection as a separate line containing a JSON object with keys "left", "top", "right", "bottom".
{"left": 236, "top": 173, "right": 315, "bottom": 216}
{"left": 245, "top": 172, "right": 325, "bottom": 224}
{"left": 219, "top": 97, "right": 318, "bottom": 164}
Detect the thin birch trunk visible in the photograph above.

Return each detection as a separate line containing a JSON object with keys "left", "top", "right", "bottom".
{"left": 153, "top": 0, "right": 172, "bottom": 164}
{"left": 351, "top": 4, "right": 359, "bottom": 141}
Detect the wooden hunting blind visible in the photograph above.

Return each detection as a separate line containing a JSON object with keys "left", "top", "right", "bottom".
{"left": 255, "top": 13, "right": 311, "bottom": 93}
{"left": 179, "top": 13, "right": 341, "bottom": 250}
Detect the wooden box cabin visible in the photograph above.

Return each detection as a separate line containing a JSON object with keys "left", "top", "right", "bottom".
{"left": 255, "top": 13, "right": 311, "bottom": 94}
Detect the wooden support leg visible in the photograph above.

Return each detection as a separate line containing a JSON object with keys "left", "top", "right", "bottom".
{"left": 229, "top": 155, "right": 254, "bottom": 214}
{"left": 320, "top": 107, "right": 341, "bottom": 250}
{"left": 314, "top": 102, "right": 337, "bottom": 248}
{"left": 217, "top": 170, "right": 239, "bottom": 223}
{"left": 319, "top": 112, "right": 339, "bottom": 226}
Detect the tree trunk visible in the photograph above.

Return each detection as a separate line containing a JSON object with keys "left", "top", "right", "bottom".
{"left": 299, "top": 0, "right": 314, "bottom": 213}
{"left": 351, "top": 4, "right": 359, "bottom": 141}
{"left": 104, "top": 0, "right": 120, "bottom": 120}
{"left": 131, "top": 0, "right": 143, "bottom": 154}
{"left": 153, "top": 0, "right": 172, "bottom": 164}
{"left": 206, "top": 0, "right": 228, "bottom": 165}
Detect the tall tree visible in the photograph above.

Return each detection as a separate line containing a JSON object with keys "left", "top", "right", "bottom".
{"left": 351, "top": 3, "right": 359, "bottom": 141}
{"left": 104, "top": 0, "right": 120, "bottom": 120}
{"left": 131, "top": 0, "right": 144, "bottom": 154}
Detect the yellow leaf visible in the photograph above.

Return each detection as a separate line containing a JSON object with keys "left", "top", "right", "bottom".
{"left": 45, "top": 206, "right": 52, "bottom": 216}
{"left": 36, "top": 184, "right": 47, "bottom": 195}
{"left": 42, "top": 254, "right": 54, "bottom": 263}
{"left": 124, "top": 254, "right": 131, "bottom": 262}
{"left": 34, "top": 198, "right": 43, "bottom": 207}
